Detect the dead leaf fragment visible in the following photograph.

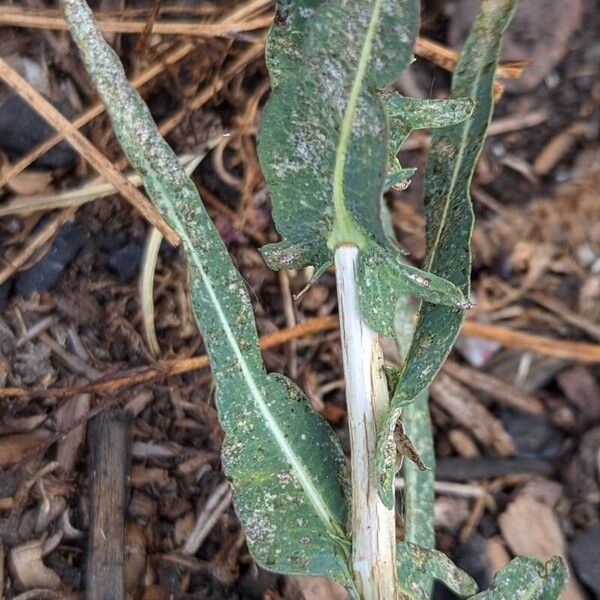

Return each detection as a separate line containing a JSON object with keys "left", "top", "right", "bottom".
{"left": 394, "top": 422, "right": 427, "bottom": 471}
{"left": 499, "top": 495, "right": 584, "bottom": 600}
{"left": 284, "top": 575, "right": 347, "bottom": 600}
{"left": 431, "top": 372, "right": 516, "bottom": 456}
{"left": 9, "top": 539, "right": 61, "bottom": 591}
{"left": 0, "top": 432, "right": 50, "bottom": 467}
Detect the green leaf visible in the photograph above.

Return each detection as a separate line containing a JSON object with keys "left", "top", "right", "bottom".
{"left": 258, "top": 0, "right": 419, "bottom": 271}
{"left": 384, "top": 166, "right": 417, "bottom": 191}
{"left": 385, "top": 96, "right": 475, "bottom": 139}
{"left": 266, "top": 0, "right": 324, "bottom": 88}
{"left": 470, "top": 556, "right": 568, "bottom": 599}
{"left": 395, "top": 301, "right": 436, "bottom": 597}
{"left": 401, "top": 390, "right": 435, "bottom": 595}
{"left": 62, "top": 0, "right": 354, "bottom": 587}
{"left": 375, "top": 0, "right": 518, "bottom": 508}
{"left": 396, "top": 542, "right": 478, "bottom": 600}
{"left": 358, "top": 241, "right": 470, "bottom": 339}
{"left": 385, "top": 96, "right": 474, "bottom": 190}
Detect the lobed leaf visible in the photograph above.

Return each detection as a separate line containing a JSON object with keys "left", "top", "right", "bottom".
{"left": 396, "top": 542, "right": 478, "bottom": 600}
{"left": 62, "top": 0, "right": 354, "bottom": 587}
{"left": 258, "top": 0, "right": 419, "bottom": 273}
{"left": 375, "top": 0, "right": 519, "bottom": 507}
{"left": 358, "top": 241, "right": 470, "bottom": 339}
{"left": 384, "top": 96, "right": 475, "bottom": 190}
{"left": 469, "top": 556, "right": 568, "bottom": 600}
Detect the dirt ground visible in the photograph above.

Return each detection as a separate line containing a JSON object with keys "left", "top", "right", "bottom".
{"left": 0, "top": 0, "right": 599, "bottom": 598}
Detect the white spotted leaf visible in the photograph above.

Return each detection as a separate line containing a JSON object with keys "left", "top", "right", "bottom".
{"left": 62, "top": 0, "right": 354, "bottom": 588}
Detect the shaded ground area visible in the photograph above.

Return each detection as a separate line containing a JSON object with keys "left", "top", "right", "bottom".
{"left": 0, "top": 0, "right": 599, "bottom": 598}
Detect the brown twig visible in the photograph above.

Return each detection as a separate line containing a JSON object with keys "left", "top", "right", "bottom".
{"left": 414, "top": 37, "right": 516, "bottom": 98}
{"left": 0, "top": 42, "right": 195, "bottom": 190}
{"left": 134, "top": 0, "right": 162, "bottom": 54}
{"left": 3, "top": 315, "right": 600, "bottom": 401}
{"left": 0, "top": 58, "right": 179, "bottom": 245}
{"left": 442, "top": 359, "right": 544, "bottom": 415}
{"left": 0, "top": 206, "right": 76, "bottom": 285}
{"left": 460, "top": 319, "right": 600, "bottom": 363}
{"left": 0, "top": 10, "right": 274, "bottom": 36}
{"left": 415, "top": 36, "right": 528, "bottom": 80}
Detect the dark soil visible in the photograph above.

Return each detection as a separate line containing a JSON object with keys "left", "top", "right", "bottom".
{"left": 0, "top": 1, "right": 599, "bottom": 599}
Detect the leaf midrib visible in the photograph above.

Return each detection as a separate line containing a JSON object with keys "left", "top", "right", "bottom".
{"left": 330, "top": 0, "right": 385, "bottom": 246}
{"left": 163, "top": 199, "right": 345, "bottom": 541}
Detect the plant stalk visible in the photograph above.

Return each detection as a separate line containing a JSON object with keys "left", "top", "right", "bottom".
{"left": 335, "top": 244, "right": 397, "bottom": 599}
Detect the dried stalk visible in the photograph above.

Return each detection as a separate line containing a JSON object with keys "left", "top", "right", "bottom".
{"left": 335, "top": 245, "right": 397, "bottom": 599}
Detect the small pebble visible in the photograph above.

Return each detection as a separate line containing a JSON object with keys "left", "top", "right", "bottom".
{"left": 16, "top": 221, "right": 87, "bottom": 296}
{"left": 0, "top": 280, "right": 11, "bottom": 310}
{"left": 570, "top": 527, "right": 600, "bottom": 598}
{"left": 107, "top": 242, "right": 144, "bottom": 283}
{"left": 0, "top": 93, "right": 77, "bottom": 169}
{"left": 433, "top": 534, "right": 492, "bottom": 599}
{"left": 499, "top": 408, "right": 564, "bottom": 458}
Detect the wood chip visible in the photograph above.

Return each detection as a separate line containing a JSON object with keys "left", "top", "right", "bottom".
{"left": 56, "top": 393, "right": 90, "bottom": 473}
{"left": 486, "top": 536, "right": 510, "bottom": 573}
{"left": 444, "top": 359, "right": 544, "bottom": 414}
{"left": 431, "top": 372, "right": 516, "bottom": 456}
{"left": 8, "top": 540, "right": 61, "bottom": 591}
{"left": 533, "top": 123, "right": 590, "bottom": 176}
{"left": 129, "top": 466, "right": 169, "bottom": 488}
{"left": 0, "top": 432, "right": 50, "bottom": 467}
{"left": 284, "top": 575, "right": 347, "bottom": 600}
{"left": 499, "top": 495, "right": 585, "bottom": 600}
{"left": 448, "top": 429, "right": 480, "bottom": 458}
{"left": 557, "top": 366, "right": 600, "bottom": 422}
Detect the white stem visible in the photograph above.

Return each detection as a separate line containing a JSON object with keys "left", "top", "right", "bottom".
{"left": 335, "top": 245, "right": 397, "bottom": 600}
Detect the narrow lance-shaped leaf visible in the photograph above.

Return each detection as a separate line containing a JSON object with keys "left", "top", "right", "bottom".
{"left": 375, "top": 0, "right": 518, "bottom": 508}
{"left": 62, "top": 0, "right": 354, "bottom": 587}
{"left": 393, "top": 291, "right": 436, "bottom": 598}
{"left": 469, "top": 556, "right": 568, "bottom": 599}
{"left": 400, "top": 391, "right": 435, "bottom": 595}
